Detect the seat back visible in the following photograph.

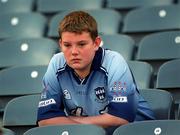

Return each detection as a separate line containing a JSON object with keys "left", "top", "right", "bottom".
{"left": 101, "top": 34, "right": 136, "bottom": 60}
{"left": 0, "top": 12, "right": 47, "bottom": 39}
{"left": 0, "top": 65, "right": 47, "bottom": 113}
{"left": 127, "top": 61, "right": 153, "bottom": 89}
{"left": 122, "top": 5, "right": 180, "bottom": 43}
{"left": 0, "top": 127, "right": 15, "bottom": 135}
{"left": 3, "top": 95, "right": 40, "bottom": 135}
{"left": 0, "top": 38, "right": 58, "bottom": 69}
{"left": 136, "top": 31, "right": 180, "bottom": 75}
{"left": 139, "top": 89, "right": 173, "bottom": 119}
{"left": 156, "top": 59, "right": 180, "bottom": 103}
{"left": 113, "top": 120, "right": 180, "bottom": 135}
{"left": 106, "top": 0, "right": 172, "bottom": 17}
{"left": 37, "top": 0, "right": 104, "bottom": 14}
{"left": 0, "top": 0, "right": 35, "bottom": 14}
{"left": 24, "top": 124, "right": 106, "bottom": 135}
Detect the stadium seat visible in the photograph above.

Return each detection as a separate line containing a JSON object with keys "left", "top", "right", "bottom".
{"left": 0, "top": 127, "right": 15, "bottom": 135}
{"left": 0, "top": 12, "right": 47, "bottom": 39}
{"left": 3, "top": 94, "right": 40, "bottom": 135}
{"left": 136, "top": 31, "right": 180, "bottom": 76}
{"left": 122, "top": 5, "right": 180, "bottom": 43}
{"left": 113, "top": 120, "right": 180, "bottom": 135}
{"left": 101, "top": 34, "right": 136, "bottom": 60}
{"left": 127, "top": 61, "right": 153, "bottom": 89}
{"left": 156, "top": 59, "right": 180, "bottom": 107}
{"left": 0, "top": 0, "right": 35, "bottom": 14}
{"left": 156, "top": 59, "right": 180, "bottom": 94}
{"left": 0, "top": 38, "right": 58, "bottom": 69}
{"left": 106, "top": 0, "right": 172, "bottom": 10}
{"left": 139, "top": 89, "right": 173, "bottom": 120}
{"left": 23, "top": 124, "right": 106, "bottom": 135}
{"left": 48, "top": 9, "right": 122, "bottom": 38}
{"left": 0, "top": 65, "right": 47, "bottom": 114}
{"left": 36, "top": 0, "right": 104, "bottom": 15}
{"left": 106, "top": 0, "right": 172, "bottom": 17}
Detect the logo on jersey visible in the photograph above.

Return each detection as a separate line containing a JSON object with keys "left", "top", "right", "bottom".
{"left": 63, "top": 89, "right": 71, "bottom": 100}
{"left": 94, "top": 87, "right": 106, "bottom": 101}
{"left": 112, "top": 96, "right": 128, "bottom": 103}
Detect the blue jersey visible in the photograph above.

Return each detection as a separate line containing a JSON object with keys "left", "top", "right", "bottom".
{"left": 37, "top": 47, "right": 155, "bottom": 122}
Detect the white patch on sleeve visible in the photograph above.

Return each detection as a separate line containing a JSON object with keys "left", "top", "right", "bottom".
{"left": 38, "top": 98, "right": 56, "bottom": 107}
{"left": 112, "top": 96, "right": 128, "bottom": 103}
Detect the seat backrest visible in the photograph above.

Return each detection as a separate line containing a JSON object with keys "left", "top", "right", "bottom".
{"left": 139, "top": 89, "right": 173, "bottom": 120}
{"left": 156, "top": 59, "right": 180, "bottom": 103}
{"left": 0, "top": 127, "right": 15, "bottom": 135}
{"left": 122, "top": 5, "right": 180, "bottom": 43}
{"left": 48, "top": 9, "right": 122, "bottom": 38}
{"left": 3, "top": 94, "right": 40, "bottom": 135}
{"left": 101, "top": 34, "right": 135, "bottom": 60}
{"left": 106, "top": 0, "right": 172, "bottom": 9}
{"left": 0, "top": 65, "right": 47, "bottom": 113}
{"left": 127, "top": 61, "right": 153, "bottom": 89}
{"left": 113, "top": 120, "right": 180, "bottom": 135}
{"left": 123, "top": 5, "right": 180, "bottom": 33}
{"left": 36, "top": 0, "right": 104, "bottom": 14}
{"left": 0, "top": 38, "right": 58, "bottom": 69}
{"left": 0, "top": 0, "right": 35, "bottom": 14}
{"left": 136, "top": 31, "right": 180, "bottom": 75}
{"left": 0, "top": 12, "right": 47, "bottom": 39}
{"left": 156, "top": 59, "right": 180, "bottom": 89}
{"left": 23, "top": 124, "right": 106, "bottom": 135}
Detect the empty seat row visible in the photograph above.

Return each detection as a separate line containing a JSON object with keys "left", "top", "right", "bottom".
{"left": 0, "top": 0, "right": 175, "bottom": 15}
{"left": 0, "top": 30, "right": 179, "bottom": 82}
{"left": 1, "top": 5, "right": 180, "bottom": 41}
{"left": 3, "top": 119, "right": 180, "bottom": 135}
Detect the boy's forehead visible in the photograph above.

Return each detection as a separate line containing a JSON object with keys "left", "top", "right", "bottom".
{"left": 61, "top": 31, "right": 92, "bottom": 40}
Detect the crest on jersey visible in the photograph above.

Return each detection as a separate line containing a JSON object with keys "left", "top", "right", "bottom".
{"left": 63, "top": 89, "right": 71, "bottom": 100}
{"left": 94, "top": 87, "right": 106, "bottom": 100}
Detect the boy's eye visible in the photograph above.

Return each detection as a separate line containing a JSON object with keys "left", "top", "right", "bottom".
{"left": 78, "top": 42, "right": 87, "bottom": 47}
{"left": 64, "top": 44, "right": 71, "bottom": 47}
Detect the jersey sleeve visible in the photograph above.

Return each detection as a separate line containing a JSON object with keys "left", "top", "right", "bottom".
{"left": 106, "top": 52, "right": 138, "bottom": 122}
{"left": 37, "top": 54, "right": 66, "bottom": 122}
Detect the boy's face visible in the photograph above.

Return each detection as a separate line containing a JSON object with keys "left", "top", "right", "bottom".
{"left": 59, "top": 31, "right": 101, "bottom": 78}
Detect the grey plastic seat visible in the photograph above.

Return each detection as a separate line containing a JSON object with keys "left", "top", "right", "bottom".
{"left": 36, "top": 0, "right": 104, "bottom": 14}
{"left": 48, "top": 9, "right": 122, "bottom": 38}
{"left": 139, "top": 89, "right": 173, "bottom": 120}
{"left": 3, "top": 94, "right": 40, "bottom": 135}
{"left": 156, "top": 59, "right": 180, "bottom": 119}
{"left": 156, "top": 59, "right": 180, "bottom": 103}
{"left": 122, "top": 5, "right": 180, "bottom": 43}
{"left": 0, "top": 127, "right": 15, "bottom": 135}
{"left": 113, "top": 120, "right": 180, "bottom": 135}
{"left": 127, "top": 61, "right": 153, "bottom": 89}
{"left": 23, "top": 124, "right": 106, "bottom": 135}
{"left": 0, "top": 12, "right": 47, "bottom": 39}
{"left": 136, "top": 31, "right": 180, "bottom": 75}
{"left": 106, "top": 0, "right": 172, "bottom": 10}
{"left": 0, "top": 0, "right": 35, "bottom": 15}
{"left": 0, "top": 65, "right": 47, "bottom": 114}
{"left": 0, "top": 38, "right": 58, "bottom": 69}
{"left": 101, "top": 34, "right": 135, "bottom": 60}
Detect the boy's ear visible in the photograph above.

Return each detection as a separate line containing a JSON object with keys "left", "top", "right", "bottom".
{"left": 94, "top": 36, "right": 102, "bottom": 50}
{"left": 59, "top": 39, "right": 62, "bottom": 47}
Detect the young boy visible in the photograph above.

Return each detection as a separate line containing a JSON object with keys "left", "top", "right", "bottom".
{"left": 37, "top": 10, "right": 155, "bottom": 134}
